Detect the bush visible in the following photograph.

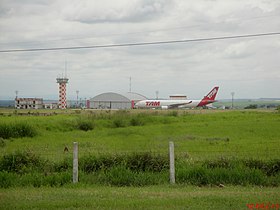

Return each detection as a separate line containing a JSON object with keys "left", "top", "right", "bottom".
{"left": 80, "top": 155, "right": 124, "bottom": 173}
{"left": 53, "top": 157, "right": 72, "bottom": 172}
{"left": 130, "top": 117, "right": 145, "bottom": 126}
{"left": 203, "top": 157, "right": 237, "bottom": 169}
{"left": 80, "top": 152, "right": 169, "bottom": 173}
{"left": 244, "top": 104, "right": 258, "bottom": 109}
{"left": 168, "top": 111, "right": 178, "bottom": 117}
{"left": 13, "top": 123, "right": 37, "bottom": 138}
{"left": 103, "top": 166, "right": 136, "bottom": 186}
{"left": 0, "top": 123, "right": 37, "bottom": 139}
{"left": 0, "top": 172, "right": 72, "bottom": 188}
{"left": 0, "top": 124, "right": 13, "bottom": 139}
{"left": 0, "top": 171, "right": 17, "bottom": 188}
{"left": 176, "top": 164, "right": 268, "bottom": 186}
{"left": 0, "top": 137, "right": 6, "bottom": 147}
{"left": 76, "top": 119, "right": 94, "bottom": 131}
{"left": 0, "top": 151, "right": 45, "bottom": 174}
{"left": 126, "top": 153, "right": 169, "bottom": 172}
{"left": 112, "top": 118, "right": 127, "bottom": 128}
{"left": 243, "top": 159, "right": 280, "bottom": 176}
{"left": 100, "top": 166, "right": 166, "bottom": 186}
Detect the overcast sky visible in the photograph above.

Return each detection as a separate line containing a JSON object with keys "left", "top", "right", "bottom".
{"left": 0, "top": 0, "right": 280, "bottom": 100}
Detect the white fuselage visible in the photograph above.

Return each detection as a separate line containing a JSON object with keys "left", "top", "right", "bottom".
{"left": 135, "top": 99, "right": 201, "bottom": 109}
{"left": 135, "top": 87, "right": 219, "bottom": 109}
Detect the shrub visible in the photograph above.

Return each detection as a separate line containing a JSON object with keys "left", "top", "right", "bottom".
{"left": 243, "top": 159, "right": 280, "bottom": 176}
{"left": 0, "top": 123, "right": 37, "bottom": 139}
{"left": 176, "top": 164, "right": 268, "bottom": 186}
{"left": 80, "top": 155, "right": 124, "bottom": 173}
{"left": 13, "top": 123, "right": 37, "bottom": 138}
{"left": 130, "top": 117, "right": 145, "bottom": 126}
{"left": 0, "top": 151, "right": 45, "bottom": 174}
{"left": 168, "top": 111, "right": 178, "bottom": 117}
{"left": 76, "top": 119, "right": 94, "bottom": 131}
{"left": 177, "top": 166, "right": 209, "bottom": 185}
{"left": 0, "top": 171, "right": 17, "bottom": 188}
{"left": 103, "top": 166, "right": 136, "bottom": 186}
{"left": 0, "top": 124, "right": 13, "bottom": 139}
{"left": 112, "top": 118, "right": 127, "bottom": 128}
{"left": 244, "top": 104, "right": 258, "bottom": 109}
{"left": 203, "top": 157, "right": 237, "bottom": 169}
{"left": 0, "top": 137, "right": 6, "bottom": 147}
{"left": 53, "top": 157, "right": 72, "bottom": 172}
{"left": 126, "top": 152, "right": 169, "bottom": 172}
{"left": 101, "top": 166, "right": 166, "bottom": 186}
{"left": 79, "top": 152, "right": 169, "bottom": 173}
{"left": 0, "top": 172, "right": 72, "bottom": 188}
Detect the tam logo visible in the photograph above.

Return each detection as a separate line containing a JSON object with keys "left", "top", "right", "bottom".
{"left": 146, "top": 101, "right": 160, "bottom": 107}
{"left": 207, "top": 88, "right": 217, "bottom": 99}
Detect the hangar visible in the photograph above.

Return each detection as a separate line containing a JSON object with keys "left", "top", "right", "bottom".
{"left": 89, "top": 92, "right": 147, "bottom": 109}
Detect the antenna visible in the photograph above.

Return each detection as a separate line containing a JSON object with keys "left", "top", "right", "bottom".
{"left": 65, "top": 60, "right": 67, "bottom": 78}
{"left": 15, "top": 90, "right": 19, "bottom": 99}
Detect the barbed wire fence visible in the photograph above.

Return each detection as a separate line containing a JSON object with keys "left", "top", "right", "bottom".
{"left": 22, "top": 141, "right": 278, "bottom": 184}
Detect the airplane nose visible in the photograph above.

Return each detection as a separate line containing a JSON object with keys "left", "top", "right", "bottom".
{"left": 135, "top": 101, "right": 144, "bottom": 108}
{"left": 135, "top": 102, "right": 140, "bottom": 107}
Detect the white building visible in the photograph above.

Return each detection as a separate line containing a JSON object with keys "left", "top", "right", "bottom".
{"left": 15, "top": 98, "right": 43, "bottom": 109}
{"left": 89, "top": 92, "right": 147, "bottom": 109}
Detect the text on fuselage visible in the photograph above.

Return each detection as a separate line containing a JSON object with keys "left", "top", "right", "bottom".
{"left": 146, "top": 101, "right": 160, "bottom": 107}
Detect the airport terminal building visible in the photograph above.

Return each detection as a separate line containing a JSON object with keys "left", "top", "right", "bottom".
{"left": 89, "top": 92, "right": 147, "bottom": 109}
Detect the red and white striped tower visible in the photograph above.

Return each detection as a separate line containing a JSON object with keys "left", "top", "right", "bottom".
{"left": 56, "top": 77, "right": 69, "bottom": 109}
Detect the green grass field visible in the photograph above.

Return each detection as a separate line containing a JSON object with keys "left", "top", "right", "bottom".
{"left": 1, "top": 109, "right": 279, "bottom": 160}
{"left": 0, "top": 109, "right": 279, "bottom": 209}
{"left": 1, "top": 185, "right": 279, "bottom": 210}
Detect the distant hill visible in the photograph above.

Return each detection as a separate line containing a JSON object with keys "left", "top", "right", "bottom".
{"left": 0, "top": 100, "right": 14, "bottom": 107}
{"left": 215, "top": 99, "right": 280, "bottom": 109}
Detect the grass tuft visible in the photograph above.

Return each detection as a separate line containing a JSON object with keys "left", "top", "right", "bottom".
{"left": 0, "top": 122, "right": 37, "bottom": 139}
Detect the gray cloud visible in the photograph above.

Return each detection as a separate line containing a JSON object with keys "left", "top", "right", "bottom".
{"left": 62, "top": 0, "right": 170, "bottom": 23}
{"left": 0, "top": 0, "right": 280, "bottom": 100}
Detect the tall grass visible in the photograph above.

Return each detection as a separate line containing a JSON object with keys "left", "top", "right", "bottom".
{"left": 0, "top": 110, "right": 280, "bottom": 187}
{"left": 0, "top": 151, "right": 279, "bottom": 188}
{"left": 80, "top": 152, "right": 169, "bottom": 173}
{"left": 0, "top": 122, "right": 37, "bottom": 139}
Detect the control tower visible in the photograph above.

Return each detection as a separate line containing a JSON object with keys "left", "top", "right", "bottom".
{"left": 56, "top": 77, "right": 69, "bottom": 109}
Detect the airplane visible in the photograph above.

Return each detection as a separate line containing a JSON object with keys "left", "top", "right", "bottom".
{"left": 135, "top": 87, "right": 219, "bottom": 109}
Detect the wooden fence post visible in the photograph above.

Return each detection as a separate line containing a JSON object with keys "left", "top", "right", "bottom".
{"left": 73, "top": 142, "right": 78, "bottom": 183}
{"left": 169, "top": 141, "right": 175, "bottom": 184}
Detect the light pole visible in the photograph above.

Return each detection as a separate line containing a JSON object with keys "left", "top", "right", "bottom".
{"left": 231, "top": 92, "right": 235, "bottom": 109}
{"left": 76, "top": 90, "right": 79, "bottom": 108}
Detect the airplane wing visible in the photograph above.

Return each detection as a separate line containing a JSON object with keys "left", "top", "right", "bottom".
{"left": 168, "top": 101, "right": 193, "bottom": 109}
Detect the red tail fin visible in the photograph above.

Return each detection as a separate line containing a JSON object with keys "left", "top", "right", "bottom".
{"left": 197, "top": 87, "right": 219, "bottom": 107}
{"left": 203, "top": 87, "right": 219, "bottom": 100}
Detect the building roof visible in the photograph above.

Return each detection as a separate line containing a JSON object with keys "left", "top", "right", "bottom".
{"left": 123, "top": 92, "right": 147, "bottom": 101}
{"left": 90, "top": 92, "right": 147, "bottom": 102}
{"left": 90, "top": 92, "right": 130, "bottom": 102}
